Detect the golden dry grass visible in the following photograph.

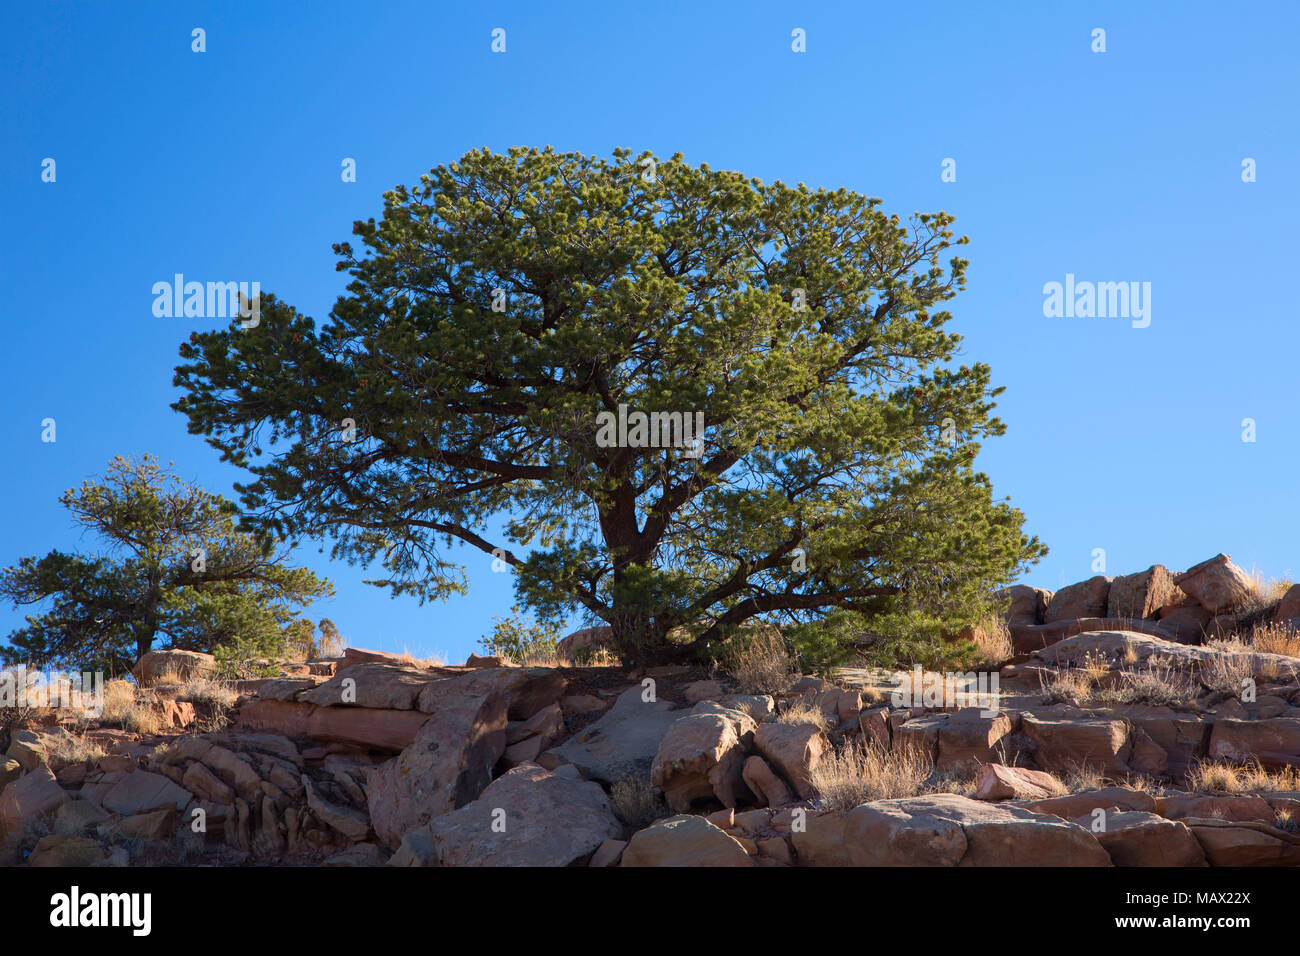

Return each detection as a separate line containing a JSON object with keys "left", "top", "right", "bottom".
{"left": 726, "top": 628, "right": 796, "bottom": 696}
{"left": 1186, "top": 759, "right": 1300, "bottom": 794}
{"left": 969, "top": 615, "right": 1014, "bottom": 669}
{"left": 1248, "top": 620, "right": 1300, "bottom": 659}
{"left": 100, "top": 680, "right": 166, "bottom": 735}
{"left": 775, "top": 699, "right": 831, "bottom": 733}
{"left": 809, "top": 741, "right": 933, "bottom": 811}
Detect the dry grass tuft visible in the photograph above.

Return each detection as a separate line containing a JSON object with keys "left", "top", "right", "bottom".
{"left": 1186, "top": 759, "right": 1300, "bottom": 794}
{"left": 727, "top": 628, "right": 797, "bottom": 696}
{"left": 1247, "top": 620, "right": 1300, "bottom": 659}
{"left": 609, "top": 774, "right": 667, "bottom": 829}
{"left": 42, "top": 728, "right": 107, "bottom": 766}
{"left": 100, "top": 680, "right": 166, "bottom": 735}
{"left": 1092, "top": 658, "right": 1198, "bottom": 707}
{"left": 775, "top": 699, "right": 831, "bottom": 733}
{"left": 969, "top": 615, "right": 1014, "bottom": 669}
{"left": 809, "top": 741, "right": 933, "bottom": 811}
{"left": 1199, "top": 644, "right": 1255, "bottom": 697}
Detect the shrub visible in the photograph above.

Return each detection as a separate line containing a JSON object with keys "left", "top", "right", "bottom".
{"left": 479, "top": 606, "right": 562, "bottom": 665}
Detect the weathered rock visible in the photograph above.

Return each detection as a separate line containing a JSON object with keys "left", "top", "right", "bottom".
{"left": 28, "top": 833, "right": 112, "bottom": 867}
{"left": 556, "top": 626, "right": 614, "bottom": 660}
{"left": 181, "top": 761, "right": 235, "bottom": 807}
{"left": 132, "top": 649, "right": 216, "bottom": 687}
{"left": 996, "top": 585, "right": 1053, "bottom": 625}
{"left": 1174, "top": 554, "right": 1255, "bottom": 614}
{"left": 1275, "top": 585, "right": 1300, "bottom": 622}
{"left": 1208, "top": 718, "right": 1300, "bottom": 769}
{"left": 97, "top": 770, "right": 193, "bottom": 815}
{"left": 304, "top": 776, "right": 370, "bottom": 841}
{"left": 937, "top": 709, "right": 1014, "bottom": 775}
{"left": 464, "top": 653, "right": 510, "bottom": 668}
{"left": 1022, "top": 787, "right": 1157, "bottom": 819}
{"left": 1044, "top": 576, "right": 1113, "bottom": 624}
{"left": 1107, "top": 566, "right": 1179, "bottom": 620}
{"left": 323, "top": 843, "right": 388, "bottom": 866}
{"left": 652, "top": 708, "right": 756, "bottom": 811}
{"left": 53, "top": 798, "right": 111, "bottom": 835}
{"left": 108, "top": 806, "right": 177, "bottom": 842}
{"left": 1154, "top": 793, "right": 1276, "bottom": 824}
{"left": 236, "top": 699, "right": 430, "bottom": 751}
{"left": 742, "top": 755, "right": 794, "bottom": 808}
{"left": 1011, "top": 617, "right": 1181, "bottom": 654}
{"left": 1022, "top": 714, "right": 1131, "bottom": 776}
{"left": 0, "top": 757, "right": 21, "bottom": 788}
{"left": 622, "top": 813, "right": 754, "bottom": 867}
{"left": 6, "top": 730, "right": 47, "bottom": 772}
{"left": 589, "top": 838, "right": 627, "bottom": 867}
{"left": 335, "top": 646, "right": 425, "bottom": 672}
{"left": 0, "top": 766, "right": 69, "bottom": 828}
{"left": 254, "top": 677, "right": 323, "bottom": 701}
{"left": 419, "top": 667, "right": 566, "bottom": 722}
{"left": 974, "top": 764, "right": 1061, "bottom": 801}
{"left": 789, "top": 809, "right": 854, "bottom": 866}
{"left": 301, "top": 662, "right": 439, "bottom": 710}
{"left": 1156, "top": 605, "right": 1212, "bottom": 642}
{"left": 366, "top": 677, "right": 508, "bottom": 847}
{"left": 1111, "top": 705, "right": 1210, "bottom": 778}
{"left": 1187, "top": 818, "right": 1300, "bottom": 866}
{"left": 845, "top": 794, "right": 1110, "bottom": 866}
{"left": 420, "top": 762, "right": 622, "bottom": 867}
{"left": 754, "top": 723, "right": 828, "bottom": 800}
{"left": 1080, "top": 810, "right": 1207, "bottom": 866}
{"left": 505, "top": 702, "right": 564, "bottom": 747}
{"left": 544, "top": 686, "right": 680, "bottom": 785}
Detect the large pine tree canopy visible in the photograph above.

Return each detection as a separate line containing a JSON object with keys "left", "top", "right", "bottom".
{"left": 172, "top": 146, "right": 1044, "bottom": 665}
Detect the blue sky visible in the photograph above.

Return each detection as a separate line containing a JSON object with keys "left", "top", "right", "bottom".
{"left": 3, "top": 1, "right": 1297, "bottom": 664}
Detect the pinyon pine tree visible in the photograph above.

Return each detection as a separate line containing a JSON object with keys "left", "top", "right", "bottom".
{"left": 0, "top": 454, "right": 332, "bottom": 673}
{"left": 173, "top": 146, "right": 1044, "bottom": 665}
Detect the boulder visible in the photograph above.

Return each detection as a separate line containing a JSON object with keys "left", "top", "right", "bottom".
{"left": 6, "top": 729, "right": 47, "bottom": 772}
{"left": 996, "top": 585, "right": 1053, "bottom": 625}
{"left": 1156, "top": 605, "right": 1211, "bottom": 642}
{"left": 622, "top": 814, "right": 754, "bottom": 867}
{"left": 304, "top": 777, "right": 371, "bottom": 841}
{"left": 366, "top": 677, "right": 508, "bottom": 847}
{"left": 1021, "top": 714, "right": 1131, "bottom": 777}
{"left": 651, "top": 708, "right": 756, "bottom": 811}
{"left": 132, "top": 649, "right": 216, "bottom": 687}
{"left": 0, "top": 757, "right": 21, "bottom": 788}
{"left": 754, "top": 723, "right": 828, "bottom": 800}
{"left": 1274, "top": 585, "right": 1300, "bottom": 622}
{"left": 1022, "top": 787, "right": 1157, "bottom": 820}
{"left": 419, "top": 762, "right": 622, "bottom": 866}
{"left": 1044, "top": 576, "right": 1112, "bottom": 624}
{"left": 936, "top": 709, "right": 1014, "bottom": 775}
{"left": 845, "top": 794, "right": 1110, "bottom": 866}
{"left": 974, "top": 764, "right": 1061, "bottom": 801}
{"left": 419, "top": 667, "right": 566, "bottom": 722}
{"left": 1187, "top": 818, "right": 1300, "bottom": 866}
{"left": 1107, "top": 566, "right": 1179, "bottom": 621}
{"left": 107, "top": 806, "right": 178, "bottom": 842}
{"left": 544, "top": 685, "right": 680, "bottom": 784}
{"left": 556, "top": 626, "right": 614, "bottom": 660}
{"left": 1174, "top": 554, "right": 1255, "bottom": 614}
{"left": 301, "top": 662, "right": 439, "bottom": 710}
{"left": 1080, "top": 810, "right": 1207, "bottom": 866}
{"left": 1154, "top": 793, "right": 1276, "bottom": 824}
{"left": 589, "top": 838, "right": 627, "bottom": 867}
{"left": 96, "top": 770, "right": 193, "bottom": 815}
{"left": 335, "top": 646, "right": 424, "bottom": 672}
{"left": 53, "top": 798, "right": 111, "bottom": 835}
{"left": 1208, "top": 718, "right": 1300, "bottom": 769}
{"left": 1011, "top": 617, "right": 1180, "bottom": 654}
{"left": 28, "top": 834, "right": 112, "bottom": 867}
{"left": 742, "top": 755, "right": 794, "bottom": 808}
{"left": 790, "top": 809, "right": 854, "bottom": 866}
{"left": 0, "top": 766, "right": 68, "bottom": 828}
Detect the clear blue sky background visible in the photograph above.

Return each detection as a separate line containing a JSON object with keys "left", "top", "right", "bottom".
{"left": 3, "top": 1, "right": 1297, "bottom": 665}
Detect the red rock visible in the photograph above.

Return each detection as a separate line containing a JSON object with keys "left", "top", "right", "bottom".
{"left": 1174, "top": 554, "right": 1255, "bottom": 614}
{"left": 1044, "top": 576, "right": 1113, "bottom": 623}
{"left": 622, "top": 814, "right": 754, "bottom": 867}
{"left": 974, "top": 764, "right": 1061, "bottom": 801}
{"left": 1107, "top": 566, "right": 1179, "bottom": 620}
